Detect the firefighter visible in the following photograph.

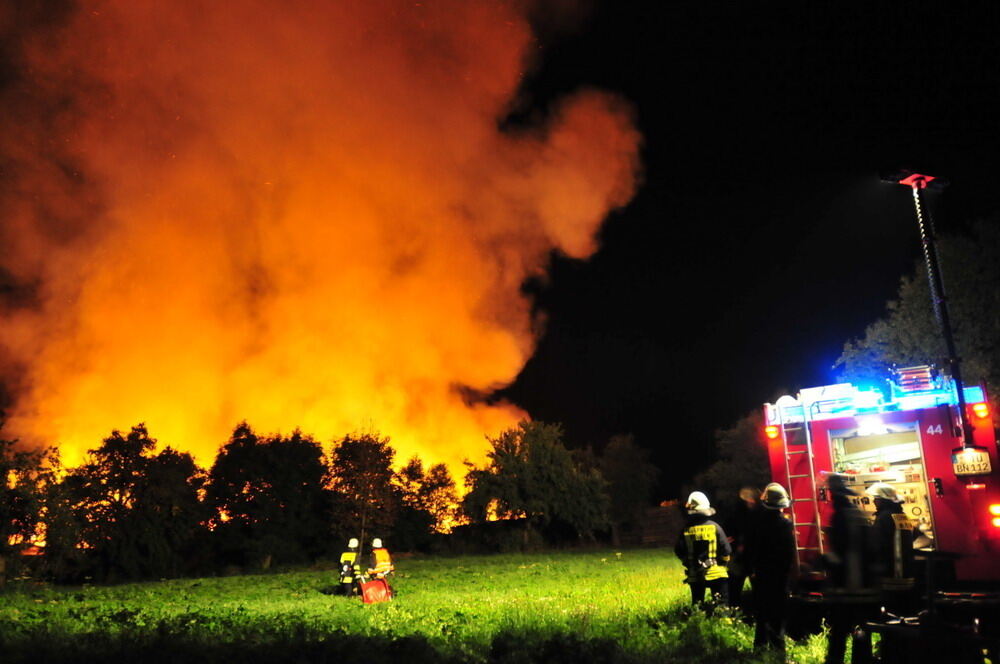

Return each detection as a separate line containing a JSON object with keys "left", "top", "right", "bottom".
{"left": 675, "top": 491, "right": 732, "bottom": 607}
{"left": 744, "top": 483, "right": 796, "bottom": 655}
{"left": 824, "top": 473, "right": 874, "bottom": 664}
{"left": 866, "top": 481, "right": 915, "bottom": 613}
{"left": 726, "top": 485, "right": 762, "bottom": 609}
{"left": 337, "top": 538, "right": 360, "bottom": 595}
{"left": 825, "top": 473, "right": 868, "bottom": 590}
{"left": 368, "top": 538, "right": 394, "bottom": 579}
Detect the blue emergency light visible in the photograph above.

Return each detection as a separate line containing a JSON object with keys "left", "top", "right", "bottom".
{"left": 765, "top": 366, "right": 986, "bottom": 425}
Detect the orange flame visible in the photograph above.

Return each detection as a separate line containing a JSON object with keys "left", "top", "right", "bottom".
{"left": 0, "top": 1, "right": 640, "bottom": 475}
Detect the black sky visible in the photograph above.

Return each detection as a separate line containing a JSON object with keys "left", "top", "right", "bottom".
{"left": 501, "top": 2, "right": 1000, "bottom": 495}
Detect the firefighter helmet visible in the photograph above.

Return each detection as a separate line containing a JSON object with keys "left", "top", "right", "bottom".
{"left": 761, "top": 482, "right": 791, "bottom": 509}
{"left": 825, "top": 472, "right": 858, "bottom": 497}
{"left": 372, "top": 538, "right": 383, "bottom": 548}
{"left": 685, "top": 491, "right": 715, "bottom": 516}
{"left": 348, "top": 538, "right": 359, "bottom": 549}
{"left": 866, "top": 482, "right": 903, "bottom": 503}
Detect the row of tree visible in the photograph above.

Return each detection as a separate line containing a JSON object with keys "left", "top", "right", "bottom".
{"left": 12, "top": 218, "right": 985, "bottom": 585}
{"left": 1, "top": 420, "right": 659, "bottom": 583}
{"left": 1, "top": 423, "right": 456, "bottom": 582}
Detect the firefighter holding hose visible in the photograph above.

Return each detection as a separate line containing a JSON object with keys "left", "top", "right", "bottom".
{"left": 675, "top": 491, "right": 732, "bottom": 607}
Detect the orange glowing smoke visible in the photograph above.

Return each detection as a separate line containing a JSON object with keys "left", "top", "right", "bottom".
{"left": 0, "top": 1, "right": 640, "bottom": 473}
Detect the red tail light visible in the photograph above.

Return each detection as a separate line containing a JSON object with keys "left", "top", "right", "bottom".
{"left": 765, "top": 425, "right": 781, "bottom": 440}
{"left": 971, "top": 402, "right": 990, "bottom": 420}
{"left": 990, "top": 504, "right": 1000, "bottom": 528}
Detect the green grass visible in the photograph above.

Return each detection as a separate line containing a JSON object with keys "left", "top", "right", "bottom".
{"left": 0, "top": 549, "right": 828, "bottom": 663}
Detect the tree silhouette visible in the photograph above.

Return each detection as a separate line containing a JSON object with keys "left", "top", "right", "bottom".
{"left": 462, "top": 421, "right": 609, "bottom": 542}
{"left": 39, "top": 463, "right": 90, "bottom": 582}
{"left": 55, "top": 424, "right": 206, "bottom": 580}
{"left": 206, "top": 423, "right": 329, "bottom": 568}
{"left": 600, "top": 434, "right": 659, "bottom": 546}
{"left": 396, "top": 457, "right": 457, "bottom": 530}
{"left": 131, "top": 447, "right": 209, "bottom": 577}
{"left": 328, "top": 432, "right": 397, "bottom": 552}
{"left": 65, "top": 424, "right": 156, "bottom": 579}
{"left": 836, "top": 220, "right": 1000, "bottom": 394}
{"left": 690, "top": 411, "right": 771, "bottom": 517}
{"left": 392, "top": 456, "right": 458, "bottom": 549}
{"left": 1, "top": 432, "right": 55, "bottom": 583}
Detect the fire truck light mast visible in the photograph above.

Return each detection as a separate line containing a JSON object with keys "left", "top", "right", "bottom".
{"left": 881, "top": 169, "right": 976, "bottom": 450}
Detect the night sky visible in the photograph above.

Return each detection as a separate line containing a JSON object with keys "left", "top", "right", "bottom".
{"left": 501, "top": 3, "right": 1000, "bottom": 494}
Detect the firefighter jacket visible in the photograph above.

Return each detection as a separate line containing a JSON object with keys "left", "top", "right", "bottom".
{"left": 369, "top": 547, "right": 394, "bottom": 578}
{"left": 675, "top": 514, "right": 731, "bottom": 582}
{"left": 726, "top": 500, "right": 762, "bottom": 568}
{"left": 339, "top": 550, "right": 359, "bottom": 583}
{"left": 870, "top": 499, "right": 914, "bottom": 580}
{"left": 826, "top": 491, "right": 869, "bottom": 589}
{"left": 743, "top": 508, "right": 795, "bottom": 584}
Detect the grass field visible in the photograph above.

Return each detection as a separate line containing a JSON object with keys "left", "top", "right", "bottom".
{"left": 0, "top": 548, "right": 828, "bottom": 663}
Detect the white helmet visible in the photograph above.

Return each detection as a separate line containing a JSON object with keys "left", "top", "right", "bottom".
{"left": 866, "top": 482, "right": 903, "bottom": 503}
{"left": 685, "top": 491, "right": 715, "bottom": 516}
{"left": 760, "top": 482, "right": 790, "bottom": 509}
{"left": 372, "top": 538, "right": 383, "bottom": 548}
{"left": 348, "top": 538, "right": 359, "bottom": 549}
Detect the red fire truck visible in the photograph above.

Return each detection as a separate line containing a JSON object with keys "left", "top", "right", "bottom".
{"left": 763, "top": 365, "right": 1000, "bottom": 585}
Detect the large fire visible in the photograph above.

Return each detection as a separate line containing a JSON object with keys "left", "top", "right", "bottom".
{"left": 0, "top": 1, "right": 640, "bottom": 473}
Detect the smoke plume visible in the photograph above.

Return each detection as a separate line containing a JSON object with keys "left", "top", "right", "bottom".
{"left": 0, "top": 0, "right": 640, "bottom": 471}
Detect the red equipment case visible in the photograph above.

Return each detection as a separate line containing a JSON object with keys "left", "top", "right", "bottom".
{"left": 360, "top": 578, "right": 392, "bottom": 604}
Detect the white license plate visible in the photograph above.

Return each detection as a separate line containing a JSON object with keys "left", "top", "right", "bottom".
{"left": 952, "top": 449, "right": 993, "bottom": 476}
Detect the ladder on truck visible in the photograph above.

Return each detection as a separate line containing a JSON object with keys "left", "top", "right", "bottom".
{"left": 777, "top": 404, "right": 825, "bottom": 567}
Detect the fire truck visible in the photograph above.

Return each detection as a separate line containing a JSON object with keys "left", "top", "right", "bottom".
{"left": 763, "top": 365, "right": 999, "bottom": 586}
{"left": 758, "top": 173, "right": 1000, "bottom": 658}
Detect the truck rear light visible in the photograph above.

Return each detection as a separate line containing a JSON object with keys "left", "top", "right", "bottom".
{"left": 971, "top": 402, "right": 990, "bottom": 419}
{"left": 990, "top": 504, "right": 1000, "bottom": 516}
{"left": 765, "top": 425, "right": 781, "bottom": 440}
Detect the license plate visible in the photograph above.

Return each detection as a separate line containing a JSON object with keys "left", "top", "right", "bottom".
{"left": 952, "top": 449, "right": 993, "bottom": 476}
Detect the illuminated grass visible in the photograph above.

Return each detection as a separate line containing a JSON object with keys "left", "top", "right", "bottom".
{"left": 0, "top": 549, "right": 827, "bottom": 663}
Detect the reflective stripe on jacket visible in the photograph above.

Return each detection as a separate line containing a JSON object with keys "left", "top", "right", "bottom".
{"left": 370, "top": 548, "right": 394, "bottom": 577}
{"left": 339, "top": 551, "right": 358, "bottom": 582}
{"left": 675, "top": 516, "right": 731, "bottom": 581}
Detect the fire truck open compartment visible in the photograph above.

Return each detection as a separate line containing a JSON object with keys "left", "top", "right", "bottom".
{"left": 829, "top": 425, "right": 936, "bottom": 544}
